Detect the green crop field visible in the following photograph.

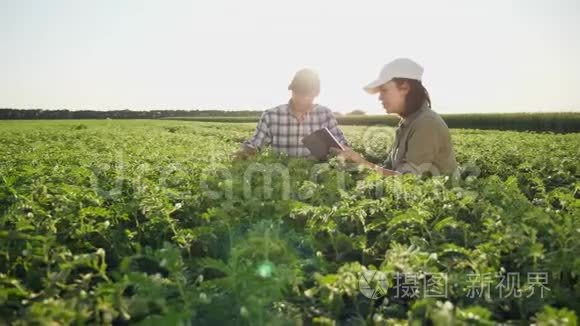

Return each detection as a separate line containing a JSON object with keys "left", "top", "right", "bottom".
{"left": 1, "top": 120, "right": 579, "bottom": 325}
{"left": 163, "top": 112, "right": 580, "bottom": 133}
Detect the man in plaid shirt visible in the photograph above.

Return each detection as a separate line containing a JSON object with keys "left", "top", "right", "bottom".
{"left": 234, "top": 68, "right": 349, "bottom": 159}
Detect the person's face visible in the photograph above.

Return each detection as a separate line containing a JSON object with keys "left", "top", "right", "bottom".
{"left": 378, "top": 80, "right": 409, "bottom": 115}
{"left": 291, "top": 90, "right": 318, "bottom": 112}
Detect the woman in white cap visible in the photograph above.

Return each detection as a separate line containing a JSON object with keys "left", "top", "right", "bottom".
{"left": 332, "top": 58, "right": 457, "bottom": 176}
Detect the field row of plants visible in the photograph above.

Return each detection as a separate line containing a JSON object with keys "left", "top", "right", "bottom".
{"left": 163, "top": 112, "right": 580, "bottom": 133}
{"left": 0, "top": 120, "right": 578, "bottom": 325}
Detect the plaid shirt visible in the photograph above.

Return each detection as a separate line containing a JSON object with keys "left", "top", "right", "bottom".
{"left": 242, "top": 101, "right": 349, "bottom": 157}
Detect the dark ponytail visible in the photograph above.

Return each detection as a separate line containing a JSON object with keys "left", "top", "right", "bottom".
{"left": 392, "top": 78, "right": 431, "bottom": 117}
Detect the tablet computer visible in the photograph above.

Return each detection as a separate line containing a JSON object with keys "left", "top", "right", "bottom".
{"left": 301, "top": 127, "right": 344, "bottom": 161}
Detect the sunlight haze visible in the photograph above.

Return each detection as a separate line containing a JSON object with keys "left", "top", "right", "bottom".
{"left": 1, "top": 0, "right": 579, "bottom": 114}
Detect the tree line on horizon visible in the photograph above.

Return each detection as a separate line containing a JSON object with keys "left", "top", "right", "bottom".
{"left": 1, "top": 108, "right": 578, "bottom": 133}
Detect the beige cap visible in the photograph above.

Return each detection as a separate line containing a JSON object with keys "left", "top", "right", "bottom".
{"left": 288, "top": 68, "right": 320, "bottom": 94}
{"left": 364, "top": 58, "right": 424, "bottom": 94}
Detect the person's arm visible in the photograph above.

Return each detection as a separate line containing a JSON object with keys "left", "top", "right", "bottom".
{"left": 357, "top": 158, "right": 401, "bottom": 176}
{"left": 233, "top": 112, "right": 272, "bottom": 160}
{"left": 330, "top": 147, "right": 401, "bottom": 177}
{"left": 326, "top": 110, "right": 350, "bottom": 147}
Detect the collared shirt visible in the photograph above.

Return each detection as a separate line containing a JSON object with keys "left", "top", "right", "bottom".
{"left": 242, "top": 100, "right": 349, "bottom": 157}
{"left": 383, "top": 102, "right": 457, "bottom": 176}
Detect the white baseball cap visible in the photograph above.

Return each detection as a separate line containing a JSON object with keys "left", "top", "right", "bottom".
{"left": 363, "top": 58, "right": 424, "bottom": 94}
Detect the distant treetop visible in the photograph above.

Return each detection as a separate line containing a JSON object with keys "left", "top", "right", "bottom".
{"left": 347, "top": 109, "right": 366, "bottom": 115}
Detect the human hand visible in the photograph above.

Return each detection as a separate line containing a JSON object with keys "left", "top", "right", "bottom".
{"left": 232, "top": 148, "right": 255, "bottom": 160}
{"left": 329, "top": 146, "right": 364, "bottom": 163}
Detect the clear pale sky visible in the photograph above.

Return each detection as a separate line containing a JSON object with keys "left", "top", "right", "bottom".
{"left": 1, "top": 0, "right": 579, "bottom": 114}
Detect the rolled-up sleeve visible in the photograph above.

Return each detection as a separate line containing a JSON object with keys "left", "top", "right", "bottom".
{"left": 242, "top": 112, "right": 272, "bottom": 150}
{"left": 326, "top": 111, "right": 349, "bottom": 147}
